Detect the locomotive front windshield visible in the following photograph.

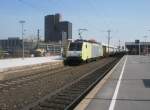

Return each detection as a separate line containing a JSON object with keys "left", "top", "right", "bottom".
{"left": 69, "top": 43, "right": 83, "bottom": 51}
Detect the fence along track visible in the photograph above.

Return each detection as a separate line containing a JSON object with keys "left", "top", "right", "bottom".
{"left": 24, "top": 57, "right": 121, "bottom": 110}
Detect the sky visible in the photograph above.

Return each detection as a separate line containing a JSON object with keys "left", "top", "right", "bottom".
{"left": 0, "top": 0, "right": 150, "bottom": 46}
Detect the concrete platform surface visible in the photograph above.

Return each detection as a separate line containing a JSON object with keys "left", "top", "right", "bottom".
{"left": 0, "top": 56, "right": 62, "bottom": 72}
{"left": 75, "top": 55, "right": 150, "bottom": 110}
{"left": 0, "top": 56, "right": 63, "bottom": 81}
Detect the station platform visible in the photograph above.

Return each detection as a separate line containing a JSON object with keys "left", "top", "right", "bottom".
{"left": 0, "top": 56, "right": 63, "bottom": 81}
{"left": 75, "top": 55, "right": 150, "bottom": 110}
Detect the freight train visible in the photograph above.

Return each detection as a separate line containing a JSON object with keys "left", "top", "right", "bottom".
{"left": 64, "top": 39, "right": 121, "bottom": 65}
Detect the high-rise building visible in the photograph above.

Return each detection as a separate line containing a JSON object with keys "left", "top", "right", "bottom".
{"left": 44, "top": 13, "right": 72, "bottom": 42}
{"left": 58, "top": 21, "right": 72, "bottom": 40}
{"left": 45, "top": 13, "right": 61, "bottom": 42}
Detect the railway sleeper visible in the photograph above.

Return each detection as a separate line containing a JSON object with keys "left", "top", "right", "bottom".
{"left": 54, "top": 96, "right": 75, "bottom": 101}
{"left": 75, "top": 85, "right": 89, "bottom": 90}
{"left": 65, "top": 89, "right": 83, "bottom": 94}
{"left": 63, "top": 91, "right": 81, "bottom": 96}
{"left": 68, "top": 87, "right": 87, "bottom": 91}
{"left": 57, "top": 93, "right": 78, "bottom": 99}
{"left": 58, "top": 91, "right": 80, "bottom": 96}
{"left": 46, "top": 99, "right": 70, "bottom": 105}
{"left": 39, "top": 101, "right": 67, "bottom": 110}
{"left": 46, "top": 98, "right": 72, "bottom": 105}
{"left": 75, "top": 81, "right": 92, "bottom": 85}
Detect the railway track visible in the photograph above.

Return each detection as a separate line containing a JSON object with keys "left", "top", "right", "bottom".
{"left": 0, "top": 66, "right": 71, "bottom": 89}
{"left": 23, "top": 57, "right": 121, "bottom": 110}
{"left": 0, "top": 57, "right": 110, "bottom": 90}
{"left": 0, "top": 57, "right": 119, "bottom": 110}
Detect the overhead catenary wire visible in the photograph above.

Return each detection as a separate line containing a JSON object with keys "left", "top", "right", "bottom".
{"left": 85, "top": 0, "right": 120, "bottom": 46}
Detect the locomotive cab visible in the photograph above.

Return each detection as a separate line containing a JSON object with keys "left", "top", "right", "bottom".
{"left": 66, "top": 42, "right": 83, "bottom": 64}
{"left": 64, "top": 39, "right": 103, "bottom": 65}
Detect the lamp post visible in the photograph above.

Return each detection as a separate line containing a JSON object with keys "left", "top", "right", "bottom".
{"left": 143, "top": 36, "right": 148, "bottom": 55}
{"left": 107, "top": 30, "right": 111, "bottom": 54}
{"left": 118, "top": 40, "right": 121, "bottom": 52}
{"left": 139, "top": 41, "right": 140, "bottom": 55}
{"left": 19, "top": 20, "right": 25, "bottom": 59}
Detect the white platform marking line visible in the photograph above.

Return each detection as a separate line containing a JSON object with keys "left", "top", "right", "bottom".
{"left": 108, "top": 56, "right": 128, "bottom": 110}
{"left": 74, "top": 57, "right": 124, "bottom": 110}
